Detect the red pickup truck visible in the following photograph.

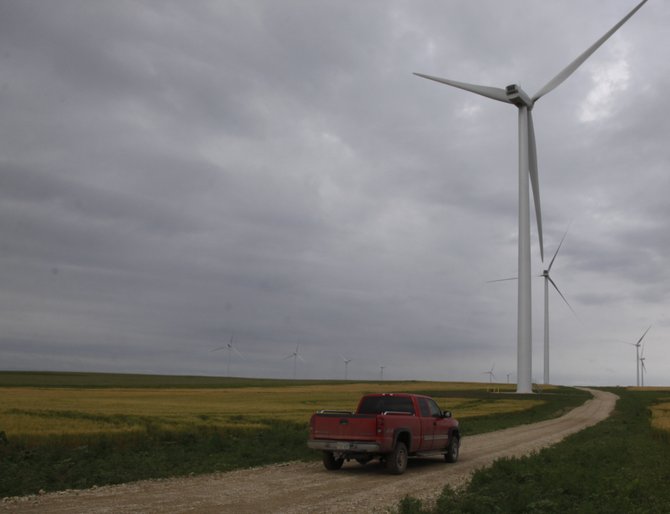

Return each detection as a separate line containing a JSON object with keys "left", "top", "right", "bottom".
{"left": 307, "top": 392, "right": 460, "bottom": 474}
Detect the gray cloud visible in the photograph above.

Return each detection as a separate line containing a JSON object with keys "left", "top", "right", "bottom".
{"left": 0, "top": 0, "right": 668, "bottom": 386}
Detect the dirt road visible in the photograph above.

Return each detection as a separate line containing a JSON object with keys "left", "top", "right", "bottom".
{"left": 3, "top": 388, "right": 617, "bottom": 513}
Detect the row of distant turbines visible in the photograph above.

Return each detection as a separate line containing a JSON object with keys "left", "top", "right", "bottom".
{"left": 211, "top": 338, "right": 388, "bottom": 380}
{"left": 414, "top": 0, "right": 650, "bottom": 392}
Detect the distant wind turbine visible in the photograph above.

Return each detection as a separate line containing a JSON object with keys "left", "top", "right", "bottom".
{"left": 340, "top": 356, "right": 352, "bottom": 380}
{"left": 211, "top": 334, "right": 243, "bottom": 377}
{"left": 541, "top": 228, "right": 577, "bottom": 385}
{"left": 283, "top": 344, "right": 304, "bottom": 379}
{"left": 483, "top": 364, "right": 495, "bottom": 384}
{"left": 628, "top": 326, "right": 651, "bottom": 387}
{"left": 487, "top": 227, "right": 576, "bottom": 386}
{"left": 415, "top": 0, "right": 648, "bottom": 393}
{"left": 379, "top": 365, "right": 386, "bottom": 381}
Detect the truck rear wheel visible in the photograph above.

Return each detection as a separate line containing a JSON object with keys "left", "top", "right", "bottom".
{"left": 386, "top": 441, "right": 408, "bottom": 474}
{"left": 322, "top": 451, "right": 344, "bottom": 470}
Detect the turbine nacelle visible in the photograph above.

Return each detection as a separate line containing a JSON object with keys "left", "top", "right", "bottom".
{"left": 505, "top": 84, "right": 533, "bottom": 108}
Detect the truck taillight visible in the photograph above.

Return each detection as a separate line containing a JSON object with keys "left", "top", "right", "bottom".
{"left": 376, "top": 416, "right": 384, "bottom": 434}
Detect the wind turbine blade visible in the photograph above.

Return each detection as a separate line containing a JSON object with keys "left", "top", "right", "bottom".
{"left": 297, "top": 355, "right": 305, "bottom": 363}
{"left": 413, "top": 73, "right": 511, "bottom": 104}
{"left": 548, "top": 228, "right": 569, "bottom": 273}
{"left": 532, "top": 0, "right": 648, "bottom": 102}
{"left": 486, "top": 277, "right": 518, "bottom": 283}
{"left": 637, "top": 325, "right": 652, "bottom": 346}
{"left": 282, "top": 353, "right": 294, "bottom": 360}
{"left": 548, "top": 276, "right": 578, "bottom": 317}
{"left": 527, "top": 110, "right": 544, "bottom": 261}
{"left": 210, "top": 346, "right": 227, "bottom": 352}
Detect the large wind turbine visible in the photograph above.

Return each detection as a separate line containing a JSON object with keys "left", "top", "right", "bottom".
{"left": 542, "top": 229, "right": 576, "bottom": 385}
{"left": 415, "top": 0, "right": 648, "bottom": 393}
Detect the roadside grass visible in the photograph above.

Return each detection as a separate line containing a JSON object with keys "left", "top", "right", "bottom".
{"left": 0, "top": 420, "right": 309, "bottom": 497}
{"left": 0, "top": 372, "right": 588, "bottom": 498}
{"left": 398, "top": 387, "right": 670, "bottom": 514}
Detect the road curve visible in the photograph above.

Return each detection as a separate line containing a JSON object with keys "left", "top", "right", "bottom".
{"left": 3, "top": 388, "right": 617, "bottom": 514}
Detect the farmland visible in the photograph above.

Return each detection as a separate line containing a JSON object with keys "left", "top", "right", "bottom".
{"left": 651, "top": 399, "right": 670, "bottom": 439}
{"left": 1, "top": 380, "right": 549, "bottom": 441}
{"left": 1, "top": 372, "right": 588, "bottom": 497}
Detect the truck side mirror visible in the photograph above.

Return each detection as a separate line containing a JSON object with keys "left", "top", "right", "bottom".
{"left": 442, "top": 410, "right": 452, "bottom": 418}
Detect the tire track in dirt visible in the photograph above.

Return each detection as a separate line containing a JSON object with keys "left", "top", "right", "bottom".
{"left": 3, "top": 388, "right": 617, "bottom": 514}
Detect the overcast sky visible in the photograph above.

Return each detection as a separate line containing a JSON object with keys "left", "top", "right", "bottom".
{"left": 1, "top": 0, "right": 668, "bottom": 387}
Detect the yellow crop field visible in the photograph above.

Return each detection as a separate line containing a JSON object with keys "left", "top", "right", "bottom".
{"left": 0, "top": 381, "right": 544, "bottom": 440}
{"left": 650, "top": 400, "right": 670, "bottom": 433}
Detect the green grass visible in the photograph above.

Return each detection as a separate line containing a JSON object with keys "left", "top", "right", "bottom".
{"left": 398, "top": 388, "right": 670, "bottom": 514}
{"left": 0, "top": 420, "right": 311, "bottom": 496}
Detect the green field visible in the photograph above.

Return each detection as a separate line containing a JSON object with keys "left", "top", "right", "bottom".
{"left": 0, "top": 372, "right": 589, "bottom": 498}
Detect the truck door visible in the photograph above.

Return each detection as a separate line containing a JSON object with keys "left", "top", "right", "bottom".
{"left": 417, "top": 398, "right": 437, "bottom": 450}
{"left": 427, "top": 398, "right": 450, "bottom": 451}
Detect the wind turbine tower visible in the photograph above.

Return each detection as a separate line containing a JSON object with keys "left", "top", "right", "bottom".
{"left": 415, "top": 0, "right": 648, "bottom": 393}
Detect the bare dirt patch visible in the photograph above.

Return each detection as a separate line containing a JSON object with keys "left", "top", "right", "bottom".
{"left": 3, "top": 388, "right": 616, "bottom": 513}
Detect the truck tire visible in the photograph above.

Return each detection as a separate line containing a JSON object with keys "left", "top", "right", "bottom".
{"left": 322, "top": 451, "right": 344, "bottom": 470}
{"left": 444, "top": 435, "right": 460, "bottom": 463}
{"left": 386, "top": 441, "right": 408, "bottom": 474}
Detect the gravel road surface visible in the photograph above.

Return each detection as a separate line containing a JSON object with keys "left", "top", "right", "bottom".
{"left": 3, "top": 388, "right": 617, "bottom": 513}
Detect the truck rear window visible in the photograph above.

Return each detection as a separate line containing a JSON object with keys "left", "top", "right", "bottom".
{"left": 358, "top": 396, "right": 414, "bottom": 414}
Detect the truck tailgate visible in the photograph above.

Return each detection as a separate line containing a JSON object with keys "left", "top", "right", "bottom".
{"left": 311, "top": 413, "right": 377, "bottom": 441}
